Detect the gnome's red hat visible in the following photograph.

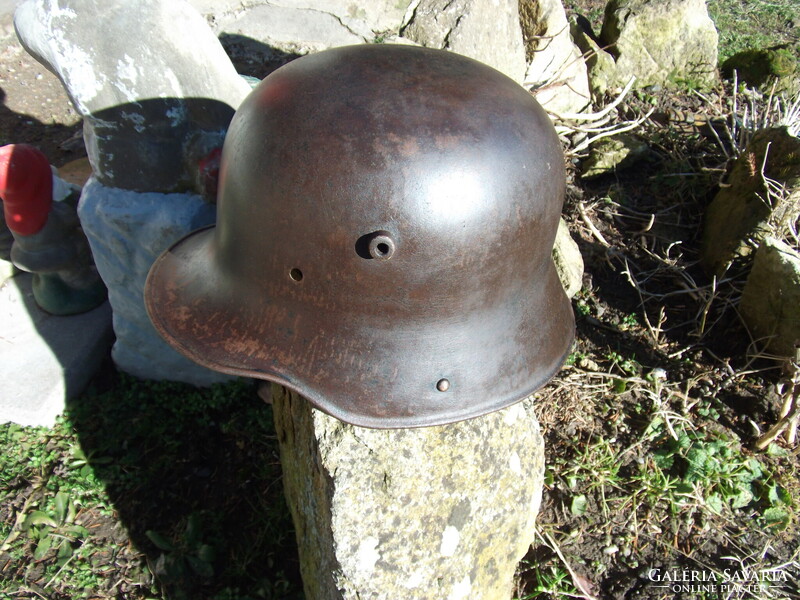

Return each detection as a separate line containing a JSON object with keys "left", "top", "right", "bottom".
{"left": 0, "top": 144, "right": 53, "bottom": 236}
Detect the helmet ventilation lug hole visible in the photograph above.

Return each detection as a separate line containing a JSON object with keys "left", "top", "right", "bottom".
{"left": 356, "top": 231, "right": 396, "bottom": 260}
{"left": 289, "top": 268, "right": 303, "bottom": 282}
{"left": 368, "top": 234, "right": 395, "bottom": 260}
{"left": 436, "top": 378, "right": 450, "bottom": 392}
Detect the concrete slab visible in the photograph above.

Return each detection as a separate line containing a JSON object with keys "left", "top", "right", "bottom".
{"left": 0, "top": 272, "right": 113, "bottom": 427}
{"left": 0, "top": 258, "right": 14, "bottom": 284}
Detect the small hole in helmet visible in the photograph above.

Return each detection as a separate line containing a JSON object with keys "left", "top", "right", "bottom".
{"left": 356, "top": 230, "right": 395, "bottom": 260}
{"left": 289, "top": 268, "right": 303, "bottom": 282}
{"left": 436, "top": 378, "right": 450, "bottom": 392}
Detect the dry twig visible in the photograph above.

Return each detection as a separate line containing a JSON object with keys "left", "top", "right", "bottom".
{"left": 577, "top": 201, "right": 611, "bottom": 248}
{"left": 537, "top": 530, "right": 600, "bottom": 600}
{"left": 755, "top": 349, "right": 800, "bottom": 450}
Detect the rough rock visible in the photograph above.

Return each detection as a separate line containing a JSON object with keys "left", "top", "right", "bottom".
{"left": 196, "top": 0, "right": 530, "bottom": 84}
{"left": 14, "top": 0, "right": 251, "bottom": 192}
{"left": 0, "top": 272, "right": 112, "bottom": 427}
{"left": 570, "top": 16, "right": 621, "bottom": 97}
{"left": 401, "top": 0, "right": 528, "bottom": 82}
{"left": 190, "top": 0, "right": 414, "bottom": 41}
{"left": 272, "top": 385, "right": 545, "bottom": 600}
{"left": 580, "top": 133, "right": 649, "bottom": 179}
{"left": 522, "top": 0, "right": 591, "bottom": 116}
{"left": 78, "top": 178, "right": 232, "bottom": 385}
{"left": 209, "top": 3, "right": 365, "bottom": 56}
{"left": 553, "top": 217, "right": 583, "bottom": 298}
{"left": 721, "top": 46, "right": 799, "bottom": 93}
{"left": 191, "top": 0, "right": 417, "bottom": 59}
{"left": 701, "top": 127, "right": 800, "bottom": 277}
{"left": 740, "top": 237, "right": 800, "bottom": 357}
{"left": 575, "top": 0, "right": 718, "bottom": 94}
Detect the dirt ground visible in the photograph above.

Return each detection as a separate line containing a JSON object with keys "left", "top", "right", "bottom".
{"left": 0, "top": 14, "right": 84, "bottom": 168}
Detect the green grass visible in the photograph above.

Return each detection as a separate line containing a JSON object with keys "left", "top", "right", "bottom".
{"left": 629, "top": 415, "right": 795, "bottom": 528}
{"left": 706, "top": 0, "right": 800, "bottom": 63}
{"left": 0, "top": 374, "right": 302, "bottom": 599}
{"left": 516, "top": 559, "right": 580, "bottom": 599}
{"left": 548, "top": 392, "right": 796, "bottom": 530}
{"left": 529, "top": 358, "right": 800, "bottom": 599}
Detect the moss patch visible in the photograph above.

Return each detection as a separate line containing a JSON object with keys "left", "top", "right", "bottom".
{"left": 721, "top": 46, "right": 798, "bottom": 88}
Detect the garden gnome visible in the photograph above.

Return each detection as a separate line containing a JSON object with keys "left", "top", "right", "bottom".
{"left": 14, "top": 0, "right": 251, "bottom": 384}
{"left": 0, "top": 144, "right": 106, "bottom": 315}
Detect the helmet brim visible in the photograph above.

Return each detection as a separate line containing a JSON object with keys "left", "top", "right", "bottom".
{"left": 145, "top": 225, "right": 574, "bottom": 429}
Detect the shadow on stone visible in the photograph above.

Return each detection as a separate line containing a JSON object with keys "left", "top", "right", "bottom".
{"left": 66, "top": 369, "right": 304, "bottom": 599}
{"left": 0, "top": 272, "right": 112, "bottom": 425}
{"left": 219, "top": 34, "right": 302, "bottom": 80}
{"left": 85, "top": 97, "right": 237, "bottom": 194}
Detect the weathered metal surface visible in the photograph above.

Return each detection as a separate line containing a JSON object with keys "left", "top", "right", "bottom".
{"left": 145, "top": 44, "right": 574, "bottom": 428}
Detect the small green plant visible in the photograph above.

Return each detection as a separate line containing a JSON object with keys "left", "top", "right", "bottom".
{"left": 555, "top": 435, "right": 624, "bottom": 518}
{"left": 605, "top": 351, "right": 640, "bottom": 376}
{"left": 147, "top": 513, "right": 216, "bottom": 594}
{"left": 20, "top": 490, "right": 89, "bottom": 563}
{"left": 565, "top": 350, "right": 589, "bottom": 366}
{"left": 603, "top": 351, "right": 642, "bottom": 392}
{"left": 619, "top": 312, "right": 639, "bottom": 330}
{"left": 641, "top": 422, "right": 794, "bottom": 528}
{"left": 575, "top": 299, "right": 592, "bottom": 317}
{"left": 516, "top": 559, "right": 579, "bottom": 600}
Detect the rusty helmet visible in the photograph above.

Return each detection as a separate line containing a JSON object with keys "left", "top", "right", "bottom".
{"left": 145, "top": 44, "right": 574, "bottom": 428}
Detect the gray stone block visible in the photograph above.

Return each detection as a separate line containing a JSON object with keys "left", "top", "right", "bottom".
{"left": 191, "top": 0, "right": 416, "bottom": 43}
{"left": 14, "top": 0, "right": 251, "bottom": 192}
{"left": 214, "top": 3, "right": 365, "bottom": 55}
{"left": 402, "top": 0, "right": 527, "bottom": 83}
{"left": 597, "top": 0, "right": 719, "bottom": 92}
{"left": 740, "top": 237, "right": 800, "bottom": 357}
{"left": 78, "top": 178, "right": 232, "bottom": 386}
{"left": 0, "top": 272, "right": 113, "bottom": 427}
{"left": 273, "top": 385, "right": 545, "bottom": 599}
{"left": 553, "top": 217, "right": 584, "bottom": 298}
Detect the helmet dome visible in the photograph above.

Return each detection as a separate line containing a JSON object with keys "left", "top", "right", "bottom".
{"left": 145, "top": 44, "right": 574, "bottom": 428}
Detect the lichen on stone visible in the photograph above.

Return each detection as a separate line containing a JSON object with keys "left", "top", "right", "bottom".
{"left": 701, "top": 127, "right": 800, "bottom": 276}
{"left": 518, "top": 0, "right": 546, "bottom": 63}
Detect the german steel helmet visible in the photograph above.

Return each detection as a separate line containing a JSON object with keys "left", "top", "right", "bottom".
{"left": 145, "top": 44, "right": 574, "bottom": 428}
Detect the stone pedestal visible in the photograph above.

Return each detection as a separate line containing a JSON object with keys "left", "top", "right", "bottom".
{"left": 272, "top": 385, "right": 545, "bottom": 600}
